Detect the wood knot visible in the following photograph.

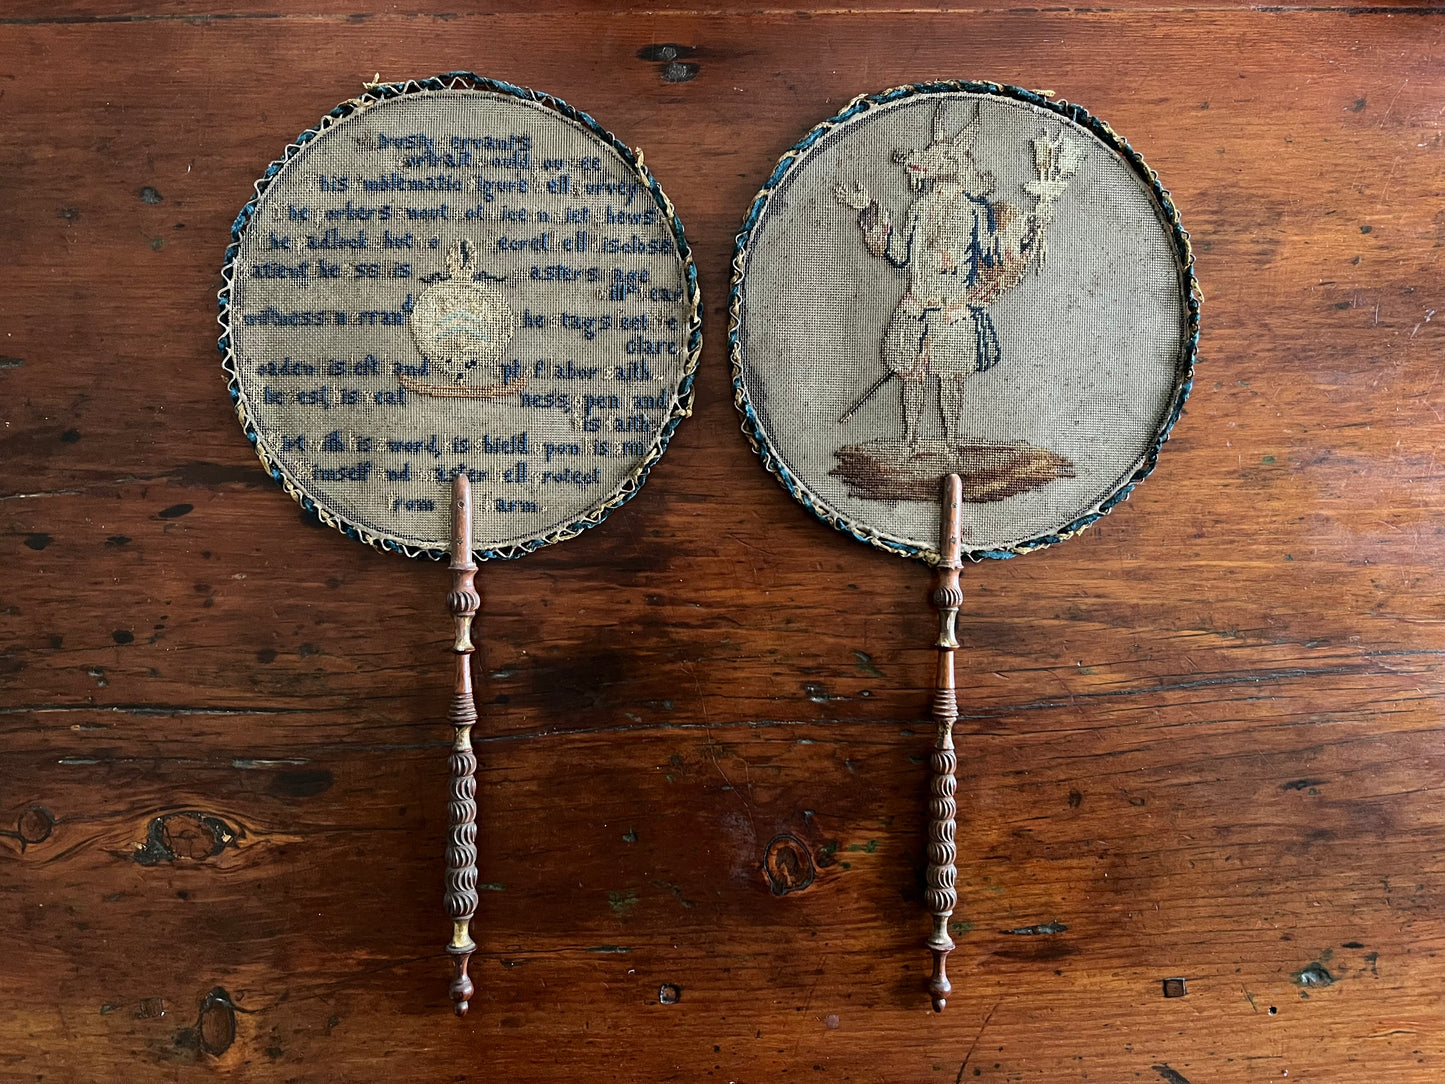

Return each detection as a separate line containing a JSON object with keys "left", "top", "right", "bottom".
{"left": 197, "top": 987, "right": 238, "bottom": 1056}
{"left": 14, "top": 805, "right": 54, "bottom": 848}
{"left": 134, "top": 812, "right": 237, "bottom": 866}
{"left": 762, "top": 834, "right": 816, "bottom": 896}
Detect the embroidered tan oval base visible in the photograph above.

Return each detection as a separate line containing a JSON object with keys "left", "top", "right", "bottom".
{"left": 731, "top": 83, "right": 1194, "bottom": 561}
{"left": 223, "top": 78, "right": 698, "bottom": 560}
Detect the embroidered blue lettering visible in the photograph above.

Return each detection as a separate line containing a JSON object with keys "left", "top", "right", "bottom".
{"left": 540, "top": 467, "right": 601, "bottom": 486}
{"left": 496, "top": 232, "right": 552, "bottom": 253}
{"left": 256, "top": 357, "right": 316, "bottom": 376}
{"left": 311, "top": 461, "right": 372, "bottom": 482}
{"left": 481, "top": 433, "right": 529, "bottom": 455}
{"left": 530, "top": 265, "right": 599, "bottom": 283}
{"left": 306, "top": 228, "right": 367, "bottom": 250}
{"left": 626, "top": 336, "right": 677, "bottom": 356}
{"left": 360, "top": 173, "right": 465, "bottom": 194}
{"left": 385, "top": 435, "right": 442, "bottom": 458}
{"left": 615, "top": 360, "right": 655, "bottom": 381}
{"left": 582, "top": 394, "right": 621, "bottom": 417}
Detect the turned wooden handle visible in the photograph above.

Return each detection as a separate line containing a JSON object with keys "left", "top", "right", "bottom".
{"left": 925, "top": 474, "right": 963, "bottom": 1012}
{"left": 444, "top": 474, "right": 480, "bottom": 1016}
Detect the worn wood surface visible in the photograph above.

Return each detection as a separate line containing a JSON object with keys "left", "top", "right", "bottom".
{"left": 3, "top": 5, "right": 1445, "bottom": 1081}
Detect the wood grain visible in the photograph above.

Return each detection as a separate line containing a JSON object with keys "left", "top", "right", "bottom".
{"left": 3, "top": 6, "right": 1445, "bottom": 1081}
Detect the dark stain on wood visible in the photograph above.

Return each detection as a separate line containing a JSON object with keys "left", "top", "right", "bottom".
{"left": 133, "top": 812, "right": 237, "bottom": 866}
{"left": 803, "top": 681, "right": 837, "bottom": 703}
{"left": 23, "top": 533, "right": 52, "bottom": 550}
{"left": 852, "top": 650, "right": 884, "bottom": 677}
{"left": 661, "top": 61, "right": 700, "bottom": 84}
{"left": 994, "top": 937, "right": 1075, "bottom": 965}
{"left": 657, "top": 983, "right": 681, "bottom": 1005}
{"left": 1294, "top": 962, "right": 1337, "bottom": 987}
{"left": 762, "top": 833, "right": 816, "bottom": 896}
{"left": 139, "top": 185, "right": 163, "bottom": 204}
{"left": 528, "top": 649, "right": 632, "bottom": 718}
{"left": 60, "top": 428, "right": 81, "bottom": 443}
{"left": 1281, "top": 777, "right": 1328, "bottom": 791}
{"left": 636, "top": 44, "right": 700, "bottom": 83}
{"left": 266, "top": 768, "right": 334, "bottom": 798}
{"left": 170, "top": 461, "right": 269, "bottom": 488}
{"left": 112, "top": 629, "right": 133, "bottom": 644}
{"left": 1152, "top": 1066, "right": 1192, "bottom": 1084}
{"left": 1004, "top": 921, "right": 1068, "bottom": 936}
{"left": 156, "top": 503, "right": 194, "bottom": 520}
{"left": 637, "top": 42, "right": 696, "bottom": 62}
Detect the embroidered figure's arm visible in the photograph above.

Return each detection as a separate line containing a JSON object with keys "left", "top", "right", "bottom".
{"left": 1022, "top": 133, "right": 1084, "bottom": 273}
{"left": 834, "top": 180, "right": 871, "bottom": 211}
{"left": 872, "top": 201, "right": 922, "bottom": 269}
{"left": 860, "top": 202, "right": 893, "bottom": 259}
{"left": 1020, "top": 210, "right": 1045, "bottom": 262}
{"left": 834, "top": 180, "right": 895, "bottom": 261}
{"left": 1015, "top": 198, "right": 1057, "bottom": 278}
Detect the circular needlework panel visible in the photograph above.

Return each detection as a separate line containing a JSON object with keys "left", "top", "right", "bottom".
{"left": 731, "top": 82, "right": 1197, "bottom": 561}
{"left": 220, "top": 74, "right": 700, "bottom": 560}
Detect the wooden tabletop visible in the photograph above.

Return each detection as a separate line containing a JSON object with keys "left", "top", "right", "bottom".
{"left": 3, "top": 3, "right": 1443, "bottom": 1080}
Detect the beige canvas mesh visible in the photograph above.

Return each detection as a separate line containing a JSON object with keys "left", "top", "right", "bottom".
{"left": 224, "top": 86, "right": 697, "bottom": 558}
{"left": 732, "top": 89, "right": 1193, "bottom": 559}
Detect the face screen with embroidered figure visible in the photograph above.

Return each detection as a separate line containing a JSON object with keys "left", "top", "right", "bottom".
{"left": 733, "top": 83, "right": 1194, "bottom": 561}
{"left": 730, "top": 81, "right": 1197, "bottom": 1010}
{"left": 218, "top": 74, "right": 700, "bottom": 1016}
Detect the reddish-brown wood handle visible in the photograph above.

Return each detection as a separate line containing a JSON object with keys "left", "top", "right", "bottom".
{"left": 444, "top": 474, "right": 480, "bottom": 1016}
{"left": 925, "top": 474, "right": 963, "bottom": 1012}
